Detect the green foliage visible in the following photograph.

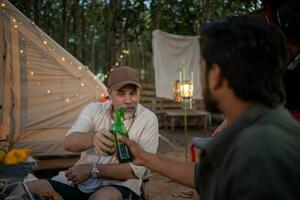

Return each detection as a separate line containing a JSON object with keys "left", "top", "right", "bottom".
{"left": 9, "top": 0, "right": 262, "bottom": 84}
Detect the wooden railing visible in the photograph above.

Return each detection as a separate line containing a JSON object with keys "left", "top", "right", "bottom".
{"left": 140, "top": 84, "right": 210, "bottom": 130}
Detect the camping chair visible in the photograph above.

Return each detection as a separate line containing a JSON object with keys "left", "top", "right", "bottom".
{"left": 190, "top": 137, "right": 212, "bottom": 162}
{"left": 190, "top": 119, "right": 227, "bottom": 162}
{"left": 126, "top": 169, "right": 151, "bottom": 200}
{"left": 140, "top": 169, "right": 151, "bottom": 200}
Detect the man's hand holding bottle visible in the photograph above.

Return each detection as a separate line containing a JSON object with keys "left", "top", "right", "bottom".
{"left": 92, "top": 128, "right": 115, "bottom": 155}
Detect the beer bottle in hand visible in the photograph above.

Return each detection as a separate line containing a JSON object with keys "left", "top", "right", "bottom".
{"left": 109, "top": 107, "right": 133, "bottom": 163}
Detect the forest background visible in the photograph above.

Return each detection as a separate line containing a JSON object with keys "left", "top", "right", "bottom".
{"left": 10, "top": 0, "right": 262, "bottom": 85}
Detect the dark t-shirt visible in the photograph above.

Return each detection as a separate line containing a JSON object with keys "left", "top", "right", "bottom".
{"left": 195, "top": 104, "right": 300, "bottom": 200}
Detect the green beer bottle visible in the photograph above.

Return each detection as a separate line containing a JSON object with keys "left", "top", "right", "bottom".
{"left": 109, "top": 107, "right": 133, "bottom": 163}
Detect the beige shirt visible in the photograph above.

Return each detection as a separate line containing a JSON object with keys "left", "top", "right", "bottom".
{"left": 67, "top": 101, "right": 159, "bottom": 195}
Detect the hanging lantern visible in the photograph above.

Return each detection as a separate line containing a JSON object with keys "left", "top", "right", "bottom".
{"left": 179, "top": 80, "right": 193, "bottom": 99}
{"left": 179, "top": 80, "right": 193, "bottom": 109}
{"left": 179, "top": 63, "right": 193, "bottom": 110}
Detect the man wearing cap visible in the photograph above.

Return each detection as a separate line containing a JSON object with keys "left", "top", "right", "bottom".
{"left": 20, "top": 66, "right": 159, "bottom": 200}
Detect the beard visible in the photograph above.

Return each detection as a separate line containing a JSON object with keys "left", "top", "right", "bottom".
{"left": 124, "top": 106, "right": 137, "bottom": 119}
{"left": 203, "top": 86, "right": 221, "bottom": 114}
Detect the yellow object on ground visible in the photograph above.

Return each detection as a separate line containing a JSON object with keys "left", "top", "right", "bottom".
{"left": 2, "top": 149, "right": 32, "bottom": 165}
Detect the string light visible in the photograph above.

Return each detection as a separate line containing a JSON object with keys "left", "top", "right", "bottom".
{"left": 122, "top": 49, "right": 129, "bottom": 54}
{"left": 12, "top": 13, "right": 103, "bottom": 105}
{"left": 119, "top": 54, "right": 124, "bottom": 58}
{"left": 1, "top": 3, "right": 5, "bottom": 7}
{"left": 115, "top": 62, "right": 119, "bottom": 66}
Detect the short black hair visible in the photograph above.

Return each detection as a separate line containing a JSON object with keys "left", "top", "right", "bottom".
{"left": 201, "top": 16, "right": 289, "bottom": 108}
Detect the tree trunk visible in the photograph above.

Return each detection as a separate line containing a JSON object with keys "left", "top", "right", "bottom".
{"left": 81, "top": 3, "right": 86, "bottom": 65}
{"left": 34, "top": 0, "right": 40, "bottom": 26}
{"left": 62, "top": 0, "right": 68, "bottom": 48}
{"left": 72, "top": 0, "right": 80, "bottom": 59}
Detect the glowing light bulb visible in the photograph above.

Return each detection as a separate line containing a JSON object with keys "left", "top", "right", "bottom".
{"left": 104, "top": 75, "right": 108, "bottom": 78}
{"left": 61, "top": 57, "right": 65, "bottom": 61}
{"left": 47, "top": 90, "right": 51, "bottom": 94}
{"left": 14, "top": 24, "right": 18, "bottom": 29}
{"left": 65, "top": 98, "right": 70, "bottom": 103}
{"left": 78, "top": 66, "right": 82, "bottom": 70}
{"left": 32, "top": 21, "right": 35, "bottom": 25}
{"left": 115, "top": 62, "right": 119, "bottom": 66}
{"left": 80, "top": 83, "right": 85, "bottom": 87}
{"left": 43, "top": 40, "right": 47, "bottom": 45}
{"left": 120, "top": 54, "right": 124, "bottom": 58}
{"left": 30, "top": 72, "right": 35, "bottom": 76}
{"left": 12, "top": 18, "right": 16, "bottom": 23}
{"left": 1, "top": 3, "right": 6, "bottom": 7}
{"left": 20, "top": 50, "right": 24, "bottom": 54}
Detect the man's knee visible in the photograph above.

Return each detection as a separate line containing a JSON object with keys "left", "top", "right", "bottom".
{"left": 88, "top": 186, "right": 122, "bottom": 200}
{"left": 27, "top": 179, "right": 54, "bottom": 193}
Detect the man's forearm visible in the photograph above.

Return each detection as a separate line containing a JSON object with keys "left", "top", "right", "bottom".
{"left": 143, "top": 153, "right": 195, "bottom": 188}
{"left": 64, "top": 132, "right": 94, "bottom": 152}
{"left": 98, "top": 163, "right": 136, "bottom": 180}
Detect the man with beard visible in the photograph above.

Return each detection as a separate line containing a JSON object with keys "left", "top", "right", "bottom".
{"left": 120, "top": 16, "right": 300, "bottom": 200}
{"left": 18, "top": 66, "right": 159, "bottom": 200}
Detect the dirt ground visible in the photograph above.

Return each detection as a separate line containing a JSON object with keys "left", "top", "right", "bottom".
{"left": 144, "top": 127, "right": 212, "bottom": 200}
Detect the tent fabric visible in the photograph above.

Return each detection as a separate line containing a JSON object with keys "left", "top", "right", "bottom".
{"left": 152, "top": 29, "right": 202, "bottom": 100}
{"left": 14, "top": 128, "right": 79, "bottom": 157}
{"left": 0, "top": 0, "right": 107, "bottom": 155}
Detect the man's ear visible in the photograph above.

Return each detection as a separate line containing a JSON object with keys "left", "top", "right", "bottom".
{"left": 208, "top": 64, "right": 223, "bottom": 90}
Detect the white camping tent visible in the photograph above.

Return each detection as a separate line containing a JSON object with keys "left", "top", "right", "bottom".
{"left": 0, "top": 0, "right": 107, "bottom": 156}
{"left": 152, "top": 29, "right": 202, "bottom": 100}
